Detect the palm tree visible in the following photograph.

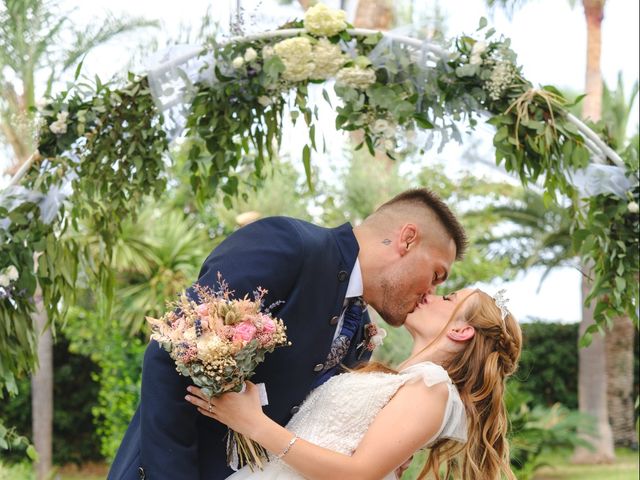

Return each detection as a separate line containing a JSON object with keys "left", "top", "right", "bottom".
{"left": 0, "top": 2, "right": 157, "bottom": 477}
{"left": 485, "top": 0, "right": 616, "bottom": 463}
{"left": 477, "top": 189, "right": 574, "bottom": 273}
{"left": 600, "top": 76, "right": 639, "bottom": 449}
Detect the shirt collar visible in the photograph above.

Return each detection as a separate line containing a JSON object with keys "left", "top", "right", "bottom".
{"left": 345, "top": 258, "right": 363, "bottom": 299}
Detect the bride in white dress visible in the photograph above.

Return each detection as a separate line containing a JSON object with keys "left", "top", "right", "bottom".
{"left": 186, "top": 288, "right": 522, "bottom": 480}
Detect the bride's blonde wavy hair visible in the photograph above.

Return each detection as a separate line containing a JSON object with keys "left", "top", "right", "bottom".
{"left": 423, "top": 289, "right": 521, "bottom": 480}
{"left": 357, "top": 289, "right": 522, "bottom": 480}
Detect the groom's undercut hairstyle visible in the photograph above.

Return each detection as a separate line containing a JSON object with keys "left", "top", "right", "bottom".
{"left": 375, "top": 188, "right": 468, "bottom": 260}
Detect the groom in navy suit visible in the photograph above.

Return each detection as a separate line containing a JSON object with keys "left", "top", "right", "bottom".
{"left": 108, "top": 188, "right": 467, "bottom": 480}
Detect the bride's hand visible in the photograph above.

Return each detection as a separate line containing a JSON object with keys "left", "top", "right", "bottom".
{"left": 185, "top": 382, "right": 266, "bottom": 437}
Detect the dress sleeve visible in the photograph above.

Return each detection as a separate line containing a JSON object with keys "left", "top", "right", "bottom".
{"left": 401, "top": 362, "right": 468, "bottom": 447}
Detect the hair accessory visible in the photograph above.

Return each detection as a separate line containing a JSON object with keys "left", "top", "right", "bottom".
{"left": 492, "top": 289, "right": 510, "bottom": 321}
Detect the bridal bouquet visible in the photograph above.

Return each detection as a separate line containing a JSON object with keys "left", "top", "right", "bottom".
{"left": 147, "top": 274, "right": 289, "bottom": 470}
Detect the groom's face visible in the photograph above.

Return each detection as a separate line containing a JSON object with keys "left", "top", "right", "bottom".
{"left": 374, "top": 235, "right": 456, "bottom": 327}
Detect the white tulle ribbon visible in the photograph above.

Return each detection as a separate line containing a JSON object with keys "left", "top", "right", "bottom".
{"left": 570, "top": 164, "right": 635, "bottom": 199}
{"left": 0, "top": 173, "right": 74, "bottom": 229}
{"left": 145, "top": 44, "right": 215, "bottom": 140}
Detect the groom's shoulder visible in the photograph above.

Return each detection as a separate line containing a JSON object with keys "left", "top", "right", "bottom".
{"left": 239, "top": 216, "right": 331, "bottom": 239}
{"left": 229, "top": 217, "right": 354, "bottom": 257}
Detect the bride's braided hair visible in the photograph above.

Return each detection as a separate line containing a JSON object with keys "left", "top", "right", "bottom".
{"left": 356, "top": 290, "right": 521, "bottom": 479}
{"left": 422, "top": 290, "right": 521, "bottom": 480}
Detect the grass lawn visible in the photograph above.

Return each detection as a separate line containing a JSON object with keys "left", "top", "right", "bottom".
{"left": 398, "top": 448, "right": 638, "bottom": 479}
{"left": 0, "top": 461, "right": 107, "bottom": 480}
{"left": 532, "top": 448, "right": 639, "bottom": 480}
{"left": 2, "top": 449, "right": 637, "bottom": 479}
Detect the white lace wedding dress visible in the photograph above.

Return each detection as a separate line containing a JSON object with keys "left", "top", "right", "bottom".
{"left": 226, "top": 362, "right": 467, "bottom": 480}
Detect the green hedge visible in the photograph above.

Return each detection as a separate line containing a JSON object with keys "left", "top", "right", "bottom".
{"left": 0, "top": 336, "right": 102, "bottom": 465}
{"left": 517, "top": 321, "right": 580, "bottom": 408}
{"left": 517, "top": 321, "right": 639, "bottom": 410}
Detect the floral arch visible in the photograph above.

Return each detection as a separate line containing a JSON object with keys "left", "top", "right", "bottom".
{"left": 0, "top": 4, "right": 638, "bottom": 394}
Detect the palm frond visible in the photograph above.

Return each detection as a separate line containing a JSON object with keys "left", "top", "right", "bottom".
{"left": 62, "top": 15, "right": 159, "bottom": 73}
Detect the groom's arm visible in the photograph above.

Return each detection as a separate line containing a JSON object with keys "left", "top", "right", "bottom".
{"left": 138, "top": 217, "right": 306, "bottom": 477}
{"left": 139, "top": 340, "right": 197, "bottom": 478}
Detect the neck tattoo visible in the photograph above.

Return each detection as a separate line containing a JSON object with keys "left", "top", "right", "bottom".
{"left": 382, "top": 239, "right": 391, "bottom": 246}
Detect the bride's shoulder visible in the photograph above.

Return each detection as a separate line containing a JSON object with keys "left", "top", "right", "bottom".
{"left": 400, "top": 361, "right": 452, "bottom": 387}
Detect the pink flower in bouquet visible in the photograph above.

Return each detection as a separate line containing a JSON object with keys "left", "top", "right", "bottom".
{"left": 147, "top": 277, "right": 290, "bottom": 472}
{"left": 260, "top": 315, "right": 276, "bottom": 334}
{"left": 196, "top": 303, "right": 209, "bottom": 317}
{"left": 233, "top": 321, "right": 257, "bottom": 343}
{"left": 256, "top": 332, "right": 274, "bottom": 347}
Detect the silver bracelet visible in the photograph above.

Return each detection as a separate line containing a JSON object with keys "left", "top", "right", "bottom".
{"left": 276, "top": 435, "right": 298, "bottom": 459}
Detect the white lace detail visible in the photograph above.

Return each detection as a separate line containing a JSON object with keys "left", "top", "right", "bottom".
{"left": 226, "top": 362, "right": 466, "bottom": 479}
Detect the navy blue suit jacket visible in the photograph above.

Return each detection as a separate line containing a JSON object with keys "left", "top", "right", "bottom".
{"left": 108, "top": 217, "right": 372, "bottom": 480}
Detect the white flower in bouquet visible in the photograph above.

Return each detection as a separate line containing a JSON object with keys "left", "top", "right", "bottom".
{"left": 49, "top": 111, "right": 69, "bottom": 135}
{"left": 370, "top": 328, "right": 387, "bottom": 347}
{"left": 196, "top": 334, "right": 226, "bottom": 363}
{"left": 304, "top": 3, "right": 347, "bottom": 37}
{"left": 243, "top": 47, "right": 258, "bottom": 63}
{"left": 147, "top": 279, "right": 290, "bottom": 471}
{"left": 232, "top": 56, "right": 245, "bottom": 69}
{"left": 311, "top": 38, "right": 346, "bottom": 80}
{"left": 273, "top": 37, "right": 315, "bottom": 82}
{"left": 336, "top": 66, "right": 377, "bottom": 90}
{"left": 628, "top": 201, "right": 639, "bottom": 213}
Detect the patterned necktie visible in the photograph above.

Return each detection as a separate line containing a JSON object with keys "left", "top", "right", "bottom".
{"left": 312, "top": 297, "right": 365, "bottom": 388}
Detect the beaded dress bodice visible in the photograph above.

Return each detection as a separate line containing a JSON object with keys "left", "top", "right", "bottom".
{"left": 226, "top": 362, "right": 466, "bottom": 479}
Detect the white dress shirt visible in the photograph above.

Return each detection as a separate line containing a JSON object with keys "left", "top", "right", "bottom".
{"left": 332, "top": 258, "right": 364, "bottom": 340}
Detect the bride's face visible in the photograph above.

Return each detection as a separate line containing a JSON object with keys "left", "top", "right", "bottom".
{"left": 404, "top": 288, "right": 476, "bottom": 343}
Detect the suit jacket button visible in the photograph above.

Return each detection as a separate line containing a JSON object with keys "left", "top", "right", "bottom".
{"left": 337, "top": 270, "right": 348, "bottom": 282}
{"left": 290, "top": 405, "right": 301, "bottom": 415}
{"left": 138, "top": 467, "right": 146, "bottom": 479}
{"left": 329, "top": 315, "right": 339, "bottom": 326}
{"left": 313, "top": 363, "right": 324, "bottom": 372}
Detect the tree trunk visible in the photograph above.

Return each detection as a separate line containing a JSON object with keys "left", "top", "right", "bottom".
{"left": 581, "top": 0, "right": 604, "bottom": 121}
{"left": 605, "top": 316, "right": 638, "bottom": 447}
{"left": 353, "top": 0, "right": 393, "bottom": 30}
{"left": 572, "top": 273, "right": 615, "bottom": 464}
{"left": 31, "top": 284, "right": 53, "bottom": 480}
{"left": 572, "top": 0, "right": 616, "bottom": 464}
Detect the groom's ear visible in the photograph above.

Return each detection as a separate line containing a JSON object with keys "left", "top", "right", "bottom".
{"left": 399, "top": 223, "right": 418, "bottom": 256}
{"left": 446, "top": 325, "right": 475, "bottom": 343}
